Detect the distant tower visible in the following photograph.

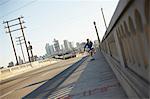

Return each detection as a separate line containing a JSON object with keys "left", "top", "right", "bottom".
{"left": 61, "top": 45, "right": 64, "bottom": 50}
{"left": 69, "top": 42, "right": 74, "bottom": 49}
{"left": 76, "top": 42, "right": 80, "bottom": 48}
{"left": 64, "top": 40, "right": 70, "bottom": 51}
{"left": 49, "top": 45, "right": 55, "bottom": 55}
{"left": 18, "top": 56, "right": 23, "bottom": 64}
{"left": 76, "top": 42, "right": 80, "bottom": 51}
{"left": 53, "top": 39, "right": 60, "bottom": 53}
{"left": 45, "top": 43, "right": 51, "bottom": 56}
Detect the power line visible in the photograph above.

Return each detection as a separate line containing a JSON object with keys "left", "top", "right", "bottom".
{"left": 3, "top": 16, "right": 31, "bottom": 63}
{"left": 3, "top": 20, "right": 19, "bottom": 65}
{"left": 0, "top": 0, "right": 11, "bottom": 6}
{"left": 16, "top": 36, "right": 26, "bottom": 63}
{"left": 0, "top": 0, "right": 38, "bottom": 19}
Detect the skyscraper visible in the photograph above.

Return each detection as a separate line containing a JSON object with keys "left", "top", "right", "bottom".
{"left": 76, "top": 42, "right": 80, "bottom": 48}
{"left": 69, "top": 42, "right": 74, "bottom": 49}
{"left": 45, "top": 43, "right": 55, "bottom": 56}
{"left": 77, "top": 42, "right": 86, "bottom": 52}
{"left": 49, "top": 45, "right": 55, "bottom": 55}
{"left": 76, "top": 42, "right": 80, "bottom": 51}
{"left": 53, "top": 39, "right": 60, "bottom": 53}
{"left": 64, "top": 40, "right": 70, "bottom": 51}
{"left": 45, "top": 43, "right": 51, "bottom": 56}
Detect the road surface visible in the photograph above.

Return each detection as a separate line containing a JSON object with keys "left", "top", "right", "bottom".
{"left": 0, "top": 57, "right": 82, "bottom": 99}
{"left": 23, "top": 51, "right": 127, "bottom": 99}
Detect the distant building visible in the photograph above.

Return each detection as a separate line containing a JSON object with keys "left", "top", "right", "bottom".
{"left": 76, "top": 42, "right": 80, "bottom": 48}
{"left": 64, "top": 40, "right": 70, "bottom": 51}
{"left": 45, "top": 43, "right": 55, "bottom": 56}
{"left": 79, "top": 42, "right": 86, "bottom": 51}
{"left": 69, "top": 42, "right": 74, "bottom": 50}
{"left": 60, "top": 45, "right": 64, "bottom": 50}
{"left": 49, "top": 45, "right": 55, "bottom": 55}
{"left": 53, "top": 39, "right": 60, "bottom": 53}
{"left": 76, "top": 42, "right": 80, "bottom": 47}
{"left": 33, "top": 55, "right": 38, "bottom": 61}
{"left": 45, "top": 43, "right": 51, "bottom": 56}
{"left": 60, "top": 44, "right": 64, "bottom": 53}
{"left": 8, "top": 61, "right": 14, "bottom": 67}
{"left": 18, "top": 56, "right": 23, "bottom": 64}
{"left": 76, "top": 42, "right": 80, "bottom": 51}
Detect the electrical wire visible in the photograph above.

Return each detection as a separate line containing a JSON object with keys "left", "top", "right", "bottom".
{"left": 0, "top": 0, "right": 11, "bottom": 6}
{"left": 0, "top": 0, "right": 38, "bottom": 19}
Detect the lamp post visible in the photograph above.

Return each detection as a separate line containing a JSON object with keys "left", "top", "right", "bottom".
{"left": 93, "top": 21, "right": 101, "bottom": 50}
{"left": 101, "top": 8, "right": 107, "bottom": 30}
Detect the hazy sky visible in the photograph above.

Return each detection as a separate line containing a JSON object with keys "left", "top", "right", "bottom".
{"left": 0, "top": 0, "right": 119, "bottom": 67}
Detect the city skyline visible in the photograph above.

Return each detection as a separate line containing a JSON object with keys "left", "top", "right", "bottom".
{"left": 45, "top": 39, "right": 80, "bottom": 57}
{"left": 0, "top": 0, "right": 119, "bottom": 67}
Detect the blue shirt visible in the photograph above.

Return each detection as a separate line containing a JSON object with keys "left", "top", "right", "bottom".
{"left": 84, "top": 41, "right": 93, "bottom": 50}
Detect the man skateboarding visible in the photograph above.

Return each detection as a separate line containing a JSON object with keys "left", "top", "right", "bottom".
{"left": 84, "top": 39, "right": 95, "bottom": 60}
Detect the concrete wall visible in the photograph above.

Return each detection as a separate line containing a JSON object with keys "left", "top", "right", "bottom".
{"left": 0, "top": 59, "right": 58, "bottom": 81}
{"left": 101, "top": 0, "right": 150, "bottom": 99}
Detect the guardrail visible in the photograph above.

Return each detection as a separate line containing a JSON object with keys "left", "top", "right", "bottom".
{"left": 100, "top": 0, "right": 149, "bottom": 99}
{"left": 0, "top": 58, "right": 58, "bottom": 81}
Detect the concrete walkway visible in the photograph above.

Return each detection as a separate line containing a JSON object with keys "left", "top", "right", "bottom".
{"left": 48, "top": 51, "right": 127, "bottom": 99}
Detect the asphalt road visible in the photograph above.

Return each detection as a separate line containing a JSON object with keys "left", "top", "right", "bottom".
{"left": 0, "top": 57, "right": 82, "bottom": 99}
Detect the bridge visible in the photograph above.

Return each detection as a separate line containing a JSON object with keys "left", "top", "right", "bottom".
{"left": 0, "top": 0, "right": 149, "bottom": 99}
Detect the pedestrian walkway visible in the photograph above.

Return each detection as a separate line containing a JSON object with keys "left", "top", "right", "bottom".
{"left": 48, "top": 51, "right": 127, "bottom": 99}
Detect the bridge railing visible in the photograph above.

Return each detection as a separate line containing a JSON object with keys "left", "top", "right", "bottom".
{"left": 0, "top": 58, "right": 58, "bottom": 81}
{"left": 100, "top": 0, "right": 150, "bottom": 99}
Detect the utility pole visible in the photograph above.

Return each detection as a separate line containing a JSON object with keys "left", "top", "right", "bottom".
{"left": 3, "top": 21, "right": 19, "bottom": 65}
{"left": 18, "top": 17, "right": 31, "bottom": 63}
{"left": 3, "top": 16, "right": 31, "bottom": 63}
{"left": 28, "top": 41, "right": 34, "bottom": 62}
{"left": 16, "top": 36, "right": 26, "bottom": 63}
{"left": 101, "top": 8, "right": 107, "bottom": 30}
{"left": 93, "top": 21, "right": 101, "bottom": 50}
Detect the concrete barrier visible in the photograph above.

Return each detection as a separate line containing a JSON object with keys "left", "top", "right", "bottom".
{"left": 11, "top": 67, "right": 20, "bottom": 71}
{"left": 20, "top": 65, "right": 27, "bottom": 69}
{"left": 1, "top": 69, "right": 11, "bottom": 74}
{"left": 0, "top": 59, "right": 58, "bottom": 81}
{"left": 102, "top": 51, "right": 149, "bottom": 99}
{"left": 100, "top": 0, "right": 150, "bottom": 98}
{"left": 31, "top": 61, "right": 39, "bottom": 67}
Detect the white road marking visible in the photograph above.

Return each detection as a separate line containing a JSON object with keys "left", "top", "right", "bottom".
{"left": 41, "top": 72, "right": 50, "bottom": 77}
{"left": 0, "top": 90, "right": 15, "bottom": 98}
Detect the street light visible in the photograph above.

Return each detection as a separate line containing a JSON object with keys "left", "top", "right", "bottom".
{"left": 93, "top": 21, "right": 101, "bottom": 50}
{"left": 101, "top": 8, "right": 107, "bottom": 30}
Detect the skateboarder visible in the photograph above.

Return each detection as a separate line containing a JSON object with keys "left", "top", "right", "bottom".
{"left": 84, "top": 39, "right": 95, "bottom": 60}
